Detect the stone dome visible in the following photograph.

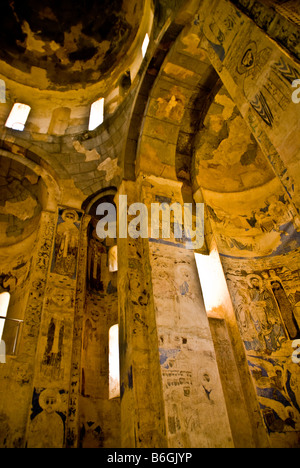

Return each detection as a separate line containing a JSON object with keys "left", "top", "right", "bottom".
{"left": 0, "top": 0, "right": 146, "bottom": 91}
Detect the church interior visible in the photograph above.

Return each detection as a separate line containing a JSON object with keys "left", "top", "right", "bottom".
{"left": 0, "top": 0, "right": 300, "bottom": 448}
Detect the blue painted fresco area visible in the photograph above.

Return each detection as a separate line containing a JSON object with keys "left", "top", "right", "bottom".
{"left": 159, "top": 348, "right": 181, "bottom": 369}
{"left": 179, "top": 281, "right": 189, "bottom": 296}
{"left": 220, "top": 222, "right": 300, "bottom": 260}
{"left": 248, "top": 357, "right": 300, "bottom": 430}
{"left": 208, "top": 40, "right": 225, "bottom": 61}
{"left": 272, "top": 222, "right": 300, "bottom": 256}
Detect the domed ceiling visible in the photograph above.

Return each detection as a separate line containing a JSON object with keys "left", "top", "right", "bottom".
{"left": 193, "top": 87, "right": 275, "bottom": 193}
{"left": 0, "top": 0, "right": 146, "bottom": 91}
{"left": 192, "top": 87, "right": 300, "bottom": 258}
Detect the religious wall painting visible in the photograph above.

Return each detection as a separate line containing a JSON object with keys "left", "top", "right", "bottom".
{"left": 203, "top": 1, "right": 245, "bottom": 63}
{"left": 227, "top": 266, "right": 300, "bottom": 354}
{"left": 0, "top": 255, "right": 33, "bottom": 293}
{"left": 47, "top": 285, "right": 74, "bottom": 310}
{"left": 248, "top": 355, "right": 300, "bottom": 434}
{"left": 205, "top": 189, "right": 300, "bottom": 258}
{"left": 39, "top": 314, "right": 74, "bottom": 384}
{"left": 27, "top": 388, "right": 67, "bottom": 448}
{"left": 81, "top": 303, "right": 101, "bottom": 398}
{"left": 87, "top": 224, "right": 107, "bottom": 293}
{"left": 235, "top": 40, "right": 275, "bottom": 126}
{"left": 194, "top": 87, "right": 275, "bottom": 194}
{"left": 221, "top": 13, "right": 300, "bottom": 129}
{"left": 158, "top": 328, "right": 232, "bottom": 447}
{"left": 79, "top": 420, "right": 104, "bottom": 448}
{"left": 41, "top": 317, "right": 65, "bottom": 380}
{"left": 231, "top": 0, "right": 300, "bottom": 59}
{"left": 223, "top": 255, "right": 300, "bottom": 436}
{"left": 37, "top": 283, "right": 75, "bottom": 383}
{"left": 51, "top": 208, "right": 82, "bottom": 280}
{"left": 245, "top": 273, "right": 287, "bottom": 353}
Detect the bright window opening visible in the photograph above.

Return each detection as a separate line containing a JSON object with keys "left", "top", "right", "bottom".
{"left": 5, "top": 103, "right": 31, "bottom": 131}
{"left": 195, "top": 248, "right": 228, "bottom": 314}
{"left": 0, "top": 292, "right": 10, "bottom": 341}
{"left": 142, "top": 33, "right": 150, "bottom": 58}
{"left": 109, "top": 324, "right": 120, "bottom": 399}
{"left": 109, "top": 246, "right": 118, "bottom": 273}
{"left": 89, "top": 97, "right": 104, "bottom": 131}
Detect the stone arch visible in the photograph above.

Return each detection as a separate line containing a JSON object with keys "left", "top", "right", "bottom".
{"left": 130, "top": 0, "right": 300, "bottom": 257}
{"left": 82, "top": 187, "right": 117, "bottom": 215}
{"left": 78, "top": 186, "right": 120, "bottom": 448}
{"left": 0, "top": 143, "right": 61, "bottom": 213}
{"left": 122, "top": 20, "right": 187, "bottom": 180}
{"left": 133, "top": 28, "right": 219, "bottom": 182}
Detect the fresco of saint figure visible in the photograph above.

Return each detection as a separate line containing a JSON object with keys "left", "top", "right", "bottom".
{"left": 27, "top": 389, "right": 65, "bottom": 448}
{"left": 245, "top": 274, "right": 286, "bottom": 352}
{"left": 52, "top": 210, "right": 80, "bottom": 279}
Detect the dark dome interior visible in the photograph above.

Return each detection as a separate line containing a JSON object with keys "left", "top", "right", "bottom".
{"left": 0, "top": 0, "right": 144, "bottom": 89}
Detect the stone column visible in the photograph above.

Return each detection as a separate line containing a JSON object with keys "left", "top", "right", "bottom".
{"left": 117, "top": 180, "right": 167, "bottom": 448}
{"left": 117, "top": 176, "right": 234, "bottom": 448}
{"left": 65, "top": 214, "right": 90, "bottom": 448}
{"left": 25, "top": 207, "right": 83, "bottom": 448}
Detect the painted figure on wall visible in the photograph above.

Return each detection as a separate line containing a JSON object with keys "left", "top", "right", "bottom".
{"left": 229, "top": 263, "right": 300, "bottom": 354}
{"left": 81, "top": 308, "right": 101, "bottom": 397}
{"left": 52, "top": 209, "right": 80, "bottom": 279}
{"left": 42, "top": 317, "right": 64, "bottom": 378}
{"left": 271, "top": 280, "right": 300, "bottom": 340}
{"left": 27, "top": 389, "right": 65, "bottom": 448}
{"left": 87, "top": 227, "right": 107, "bottom": 292}
{"left": 249, "top": 355, "right": 300, "bottom": 433}
{"left": 246, "top": 274, "right": 286, "bottom": 353}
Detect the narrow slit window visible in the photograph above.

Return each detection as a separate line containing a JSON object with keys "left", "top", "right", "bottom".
{"left": 109, "top": 324, "right": 120, "bottom": 399}
{"left": 89, "top": 97, "right": 104, "bottom": 131}
{"left": 109, "top": 246, "right": 118, "bottom": 273}
{"left": 5, "top": 103, "right": 31, "bottom": 131}
{"left": 0, "top": 292, "right": 10, "bottom": 341}
{"left": 195, "top": 249, "right": 228, "bottom": 314}
{"left": 142, "top": 33, "right": 150, "bottom": 58}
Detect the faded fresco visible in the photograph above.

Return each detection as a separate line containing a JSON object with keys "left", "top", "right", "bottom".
{"left": 193, "top": 87, "right": 275, "bottom": 194}
{"left": 149, "top": 239, "right": 234, "bottom": 448}
{"left": 25, "top": 208, "right": 83, "bottom": 448}
{"left": 51, "top": 209, "right": 82, "bottom": 279}
{"left": 79, "top": 218, "right": 120, "bottom": 448}
{"left": 203, "top": 0, "right": 300, "bottom": 210}
{"left": 27, "top": 388, "right": 67, "bottom": 448}
{"left": 222, "top": 251, "right": 300, "bottom": 440}
{"left": 197, "top": 0, "right": 300, "bottom": 445}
